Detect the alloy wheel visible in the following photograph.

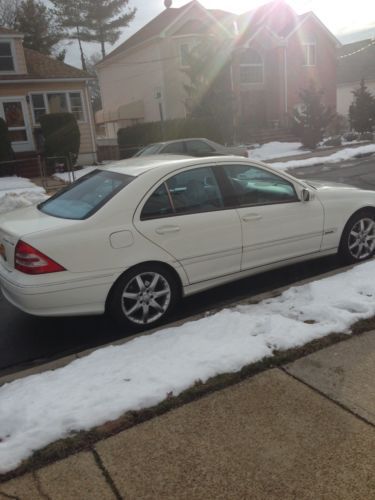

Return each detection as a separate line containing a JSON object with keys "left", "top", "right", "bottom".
{"left": 121, "top": 271, "right": 172, "bottom": 325}
{"left": 348, "top": 217, "right": 375, "bottom": 260}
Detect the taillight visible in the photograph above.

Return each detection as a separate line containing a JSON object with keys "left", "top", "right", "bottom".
{"left": 15, "top": 240, "right": 65, "bottom": 275}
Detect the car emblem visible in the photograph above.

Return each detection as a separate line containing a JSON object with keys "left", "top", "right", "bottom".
{"left": 0, "top": 243, "right": 6, "bottom": 261}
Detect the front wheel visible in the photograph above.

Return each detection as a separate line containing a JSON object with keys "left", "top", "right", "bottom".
{"left": 108, "top": 264, "right": 179, "bottom": 330}
{"left": 339, "top": 210, "right": 375, "bottom": 263}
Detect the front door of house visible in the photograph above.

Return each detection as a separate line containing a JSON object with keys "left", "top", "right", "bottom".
{"left": 0, "top": 97, "right": 34, "bottom": 153}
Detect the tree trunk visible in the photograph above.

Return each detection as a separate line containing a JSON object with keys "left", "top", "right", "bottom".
{"left": 101, "top": 40, "right": 106, "bottom": 58}
{"left": 99, "top": 26, "right": 106, "bottom": 58}
{"left": 76, "top": 26, "right": 87, "bottom": 71}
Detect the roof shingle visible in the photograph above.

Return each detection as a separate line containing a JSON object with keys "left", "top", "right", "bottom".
{"left": 0, "top": 47, "right": 92, "bottom": 81}
{"left": 100, "top": 1, "right": 234, "bottom": 64}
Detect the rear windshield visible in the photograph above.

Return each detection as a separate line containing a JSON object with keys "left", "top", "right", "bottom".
{"left": 135, "top": 144, "right": 161, "bottom": 156}
{"left": 38, "top": 170, "right": 134, "bottom": 220}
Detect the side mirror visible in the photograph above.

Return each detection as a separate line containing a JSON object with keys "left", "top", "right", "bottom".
{"left": 301, "top": 189, "right": 310, "bottom": 202}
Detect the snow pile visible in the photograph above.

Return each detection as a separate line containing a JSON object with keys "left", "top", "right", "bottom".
{"left": 54, "top": 166, "right": 97, "bottom": 183}
{"left": 248, "top": 142, "right": 305, "bottom": 161}
{"left": 271, "top": 143, "right": 375, "bottom": 171}
{"left": 0, "top": 177, "right": 47, "bottom": 215}
{"left": 2, "top": 260, "right": 375, "bottom": 473}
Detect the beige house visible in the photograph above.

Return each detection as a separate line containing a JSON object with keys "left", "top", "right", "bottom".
{"left": 0, "top": 27, "right": 97, "bottom": 164}
{"left": 96, "top": 0, "right": 339, "bottom": 139}
{"left": 96, "top": 1, "right": 233, "bottom": 138}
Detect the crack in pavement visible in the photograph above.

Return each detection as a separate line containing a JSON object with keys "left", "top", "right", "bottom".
{"left": 92, "top": 449, "right": 123, "bottom": 500}
{"left": 279, "top": 367, "right": 375, "bottom": 429}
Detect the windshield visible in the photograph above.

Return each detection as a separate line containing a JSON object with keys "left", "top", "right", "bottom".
{"left": 135, "top": 144, "right": 162, "bottom": 156}
{"left": 38, "top": 170, "right": 134, "bottom": 220}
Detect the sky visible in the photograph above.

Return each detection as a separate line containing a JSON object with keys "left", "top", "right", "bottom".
{"left": 60, "top": 0, "right": 375, "bottom": 67}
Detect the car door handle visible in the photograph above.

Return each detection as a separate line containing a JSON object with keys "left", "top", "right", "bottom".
{"left": 156, "top": 225, "right": 181, "bottom": 235}
{"left": 242, "top": 214, "right": 262, "bottom": 222}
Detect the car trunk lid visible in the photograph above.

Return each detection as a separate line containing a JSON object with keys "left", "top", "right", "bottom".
{"left": 0, "top": 206, "right": 82, "bottom": 271}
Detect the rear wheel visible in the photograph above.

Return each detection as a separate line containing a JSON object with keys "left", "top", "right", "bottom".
{"left": 108, "top": 264, "right": 179, "bottom": 330}
{"left": 339, "top": 210, "right": 375, "bottom": 263}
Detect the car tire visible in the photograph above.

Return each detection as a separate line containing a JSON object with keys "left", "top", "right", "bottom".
{"left": 108, "top": 264, "right": 180, "bottom": 330}
{"left": 339, "top": 209, "right": 375, "bottom": 264}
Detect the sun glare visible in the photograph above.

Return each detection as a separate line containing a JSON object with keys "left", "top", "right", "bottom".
{"left": 192, "top": 0, "right": 375, "bottom": 36}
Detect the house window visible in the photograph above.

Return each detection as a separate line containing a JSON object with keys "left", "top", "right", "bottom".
{"left": 47, "top": 93, "right": 68, "bottom": 113}
{"left": 31, "top": 94, "right": 47, "bottom": 123}
{"left": 30, "top": 92, "right": 86, "bottom": 123}
{"left": 239, "top": 48, "right": 264, "bottom": 84}
{"left": 0, "top": 41, "right": 15, "bottom": 71}
{"left": 303, "top": 43, "right": 316, "bottom": 66}
{"left": 69, "top": 92, "right": 84, "bottom": 121}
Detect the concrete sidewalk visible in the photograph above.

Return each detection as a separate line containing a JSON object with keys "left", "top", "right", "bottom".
{"left": 1, "top": 331, "right": 375, "bottom": 499}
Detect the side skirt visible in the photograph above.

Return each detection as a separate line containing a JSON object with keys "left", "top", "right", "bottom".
{"left": 182, "top": 248, "right": 338, "bottom": 297}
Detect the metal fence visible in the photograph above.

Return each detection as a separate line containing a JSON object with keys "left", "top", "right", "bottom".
{"left": 0, "top": 156, "right": 42, "bottom": 179}
{"left": 0, "top": 154, "right": 76, "bottom": 192}
{"left": 42, "top": 155, "right": 76, "bottom": 190}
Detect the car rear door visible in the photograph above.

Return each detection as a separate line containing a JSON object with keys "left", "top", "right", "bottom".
{"left": 219, "top": 163, "right": 325, "bottom": 270}
{"left": 133, "top": 165, "right": 242, "bottom": 284}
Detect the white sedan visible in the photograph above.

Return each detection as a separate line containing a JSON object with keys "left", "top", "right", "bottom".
{"left": 1, "top": 155, "right": 375, "bottom": 330}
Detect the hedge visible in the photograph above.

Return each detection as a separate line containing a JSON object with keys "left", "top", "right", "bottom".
{"left": 118, "top": 118, "right": 223, "bottom": 148}
{"left": 39, "top": 113, "right": 80, "bottom": 164}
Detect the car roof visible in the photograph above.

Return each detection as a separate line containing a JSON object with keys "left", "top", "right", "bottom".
{"left": 145, "top": 138, "right": 213, "bottom": 147}
{"left": 99, "top": 155, "right": 300, "bottom": 186}
{"left": 102, "top": 155, "right": 196, "bottom": 177}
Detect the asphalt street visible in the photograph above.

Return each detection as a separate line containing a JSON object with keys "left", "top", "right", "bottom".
{"left": 0, "top": 154, "right": 374, "bottom": 376}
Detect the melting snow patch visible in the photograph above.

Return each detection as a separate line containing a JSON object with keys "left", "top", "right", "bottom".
{"left": 270, "top": 144, "right": 375, "bottom": 170}
{"left": 248, "top": 142, "right": 305, "bottom": 161}
{"left": 0, "top": 177, "right": 47, "bottom": 214}
{"left": 1, "top": 260, "right": 375, "bottom": 472}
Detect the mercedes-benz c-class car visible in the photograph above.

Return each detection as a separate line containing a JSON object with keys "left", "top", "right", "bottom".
{"left": 134, "top": 138, "right": 248, "bottom": 158}
{"left": 1, "top": 155, "right": 375, "bottom": 330}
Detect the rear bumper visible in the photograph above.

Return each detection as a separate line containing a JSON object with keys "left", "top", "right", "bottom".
{"left": 0, "top": 265, "right": 120, "bottom": 316}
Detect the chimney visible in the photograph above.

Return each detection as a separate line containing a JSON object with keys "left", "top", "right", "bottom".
{"left": 164, "top": 0, "right": 172, "bottom": 8}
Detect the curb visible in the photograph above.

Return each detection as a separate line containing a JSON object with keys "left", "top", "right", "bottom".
{"left": 0, "top": 261, "right": 355, "bottom": 388}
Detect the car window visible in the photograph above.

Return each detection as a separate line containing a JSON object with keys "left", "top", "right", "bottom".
{"left": 162, "top": 141, "right": 185, "bottom": 154}
{"left": 141, "top": 183, "right": 174, "bottom": 219}
{"left": 222, "top": 164, "right": 298, "bottom": 206}
{"left": 166, "top": 167, "right": 223, "bottom": 214}
{"left": 185, "top": 140, "right": 215, "bottom": 156}
{"left": 135, "top": 144, "right": 161, "bottom": 156}
{"left": 38, "top": 170, "right": 134, "bottom": 220}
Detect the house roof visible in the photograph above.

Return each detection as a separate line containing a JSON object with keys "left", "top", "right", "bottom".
{"left": 237, "top": 1, "right": 308, "bottom": 43}
{"left": 99, "top": 7, "right": 182, "bottom": 63}
{"left": 99, "top": 0, "right": 338, "bottom": 64}
{"left": 0, "top": 47, "right": 92, "bottom": 81}
{"left": 338, "top": 39, "right": 375, "bottom": 84}
{"left": 99, "top": 1, "right": 234, "bottom": 65}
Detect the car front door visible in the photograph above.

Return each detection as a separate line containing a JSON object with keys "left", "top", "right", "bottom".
{"left": 220, "top": 164, "right": 325, "bottom": 271}
{"left": 133, "top": 165, "right": 242, "bottom": 284}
